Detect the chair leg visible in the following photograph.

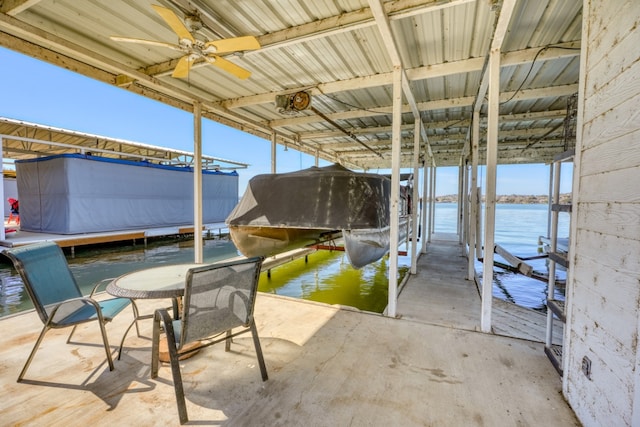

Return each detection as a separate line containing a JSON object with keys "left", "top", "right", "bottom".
{"left": 66, "top": 325, "right": 79, "bottom": 343}
{"left": 167, "top": 336, "right": 189, "bottom": 424}
{"left": 152, "top": 309, "right": 189, "bottom": 424}
{"left": 18, "top": 325, "right": 50, "bottom": 382}
{"left": 97, "top": 319, "right": 115, "bottom": 371}
{"left": 117, "top": 300, "right": 141, "bottom": 360}
{"left": 250, "top": 322, "right": 268, "bottom": 381}
{"left": 151, "top": 311, "right": 162, "bottom": 378}
{"left": 225, "top": 330, "right": 233, "bottom": 351}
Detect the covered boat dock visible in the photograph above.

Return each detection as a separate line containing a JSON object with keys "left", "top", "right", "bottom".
{"left": 2, "top": 1, "right": 640, "bottom": 425}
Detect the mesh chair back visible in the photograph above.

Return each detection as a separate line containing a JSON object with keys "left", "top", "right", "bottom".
{"left": 180, "top": 257, "right": 262, "bottom": 346}
{"left": 4, "top": 242, "right": 83, "bottom": 324}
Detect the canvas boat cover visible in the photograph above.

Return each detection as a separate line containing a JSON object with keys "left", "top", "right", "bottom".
{"left": 226, "top": 164, "right": 390, "bottom": 230}
{"left": 16, "top": 154, "right": 238, "bottom": 234}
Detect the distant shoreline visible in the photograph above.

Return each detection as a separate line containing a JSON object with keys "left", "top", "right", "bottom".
{"left": 434, "top": 193, "right": 572, "bottom": 204}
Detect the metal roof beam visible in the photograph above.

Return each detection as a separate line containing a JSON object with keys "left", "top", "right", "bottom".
{"left": 220, "top": 42, "right": 579, "bottom": 110}
{"left": 269, "top": 84, "right": 576, "bottom": 128}
{"left": 141, "top": 0, "right": 476, "bottom": 78}
{"left": 299, "top": 110, "right": 567, "bottom": 140}
{"left": 0, "top": 0, "right": 43, "bottom": 16}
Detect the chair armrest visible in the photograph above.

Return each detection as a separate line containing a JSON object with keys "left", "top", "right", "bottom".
{"left": 90, "top": 278, "right": 117, "bottom": 297}
{"left": 46, "top": 296, "right": 107, "bottom": 325}
{"left": 227, "top": 290, "right": 251, "bottom": 325}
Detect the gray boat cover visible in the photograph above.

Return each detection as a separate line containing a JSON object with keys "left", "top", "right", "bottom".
{"left": 226, "top": 164, "right": 390, "bottom": 230}
{"left": 16, "top": 154, "right": 238, "bottom": 234}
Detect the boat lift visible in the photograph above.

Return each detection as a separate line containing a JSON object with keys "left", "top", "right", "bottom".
{"left": 479, "top": 244, "right": 564, "bottom": 285}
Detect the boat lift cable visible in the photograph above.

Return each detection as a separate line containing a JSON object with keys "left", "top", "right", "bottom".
{"left": 310, "top": 106, "right": 384, "bottom": 158}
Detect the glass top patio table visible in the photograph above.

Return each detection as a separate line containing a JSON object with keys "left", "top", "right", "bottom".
{"left": 106, "top": 263, "right": 201, "bottom": 300}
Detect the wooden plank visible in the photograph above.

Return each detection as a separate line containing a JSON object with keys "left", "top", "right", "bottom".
{"left": 575, "top": 202, "right": 640, "bottom": 241}
{"left": 584, "top": 55, "right": 640, "bottom": 125}
{"left": 579, "top": 165, "right": 640, "bottom": 203}
{"left": 580, "top": 127, "right": 640, "bottom": 177}
{"left": 551, "top": 203, "right": 572, "bottom": 213}
{"left": 572, "top": 235, "right": 640, "bottom": 324}
{"left": 571, "top": 233, "right": 640, "bottom": 352}
{"left": 584, "top": 0, "right": 638, "bottom": 93}
{"left": 548, "top": 251, "right": 568, "bottom": 268}
{"left": 494, "top": 244, "right": 533, "bottom": 276}
{"left": 547, "top": 299, "right": 566, "bottom": 323}
{"left": 582, "top": 92, "right": 640, "bottom": 150}
{"left": 566, "top": 312, "right": 635, "bottom": 425}
{"left": 53, "top": 232, "right": 146, "bottom": 248}
{"left": 492, "top": 298, "right": 563, "bottom": 344}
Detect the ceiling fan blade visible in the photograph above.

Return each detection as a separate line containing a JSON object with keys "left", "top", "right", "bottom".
{"left": 204, "top": 36, "right": 261, "bottom": 54}
{"left": 205, "top": 55, "right": 251, "bottom": 79}
{"left": 152, "top": 4, "right": 195, "bottom": 43}
{"left": 172, "top": 56, "right": 192, "bottom": 78}
{"left": 110, "top": 36, "right": 183, "bottom": 51}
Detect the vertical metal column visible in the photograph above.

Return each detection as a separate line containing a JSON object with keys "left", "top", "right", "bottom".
{"left": 461, "top": 161, "right": 469, "bottom": 250}
{"left": 193, "top": 102, "right": 203, "bottom": 263}
{"left": 410, "top": 121, "right": 421, "bottom": 274}
{"left": 271, "top": 131, "right": 277, "bottom": 174}
{"left": 387, "top": 66, "right": 402, "bottom": 318}
{"left": 428, "top": 165, "right": 435, "bottom": 242}
{"left": 421, "top": 160, "right": 429, "bottom": 254}
{"left": 545, "top": 160, "right": 562, "bottom": 346}
{"left": 481, "top": 47, "right": 500, "bottom": 333}
{"left": 547, "top": 164, "right": 554, "bottom": 239}
{"left": 468, "top": 111, "right": 480, "bottom": 280}
{"left": 457, "top": 162, "right": 464, "bottom": 242}
{"left": 0, "top": 137, "right": 4, "bottom": 241}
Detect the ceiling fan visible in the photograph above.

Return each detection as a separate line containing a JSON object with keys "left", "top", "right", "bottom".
{"left": 111, "top": 4, "right": 260, "bottom": 79}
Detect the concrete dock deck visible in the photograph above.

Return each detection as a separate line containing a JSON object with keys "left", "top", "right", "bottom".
{"left": 0, "top": 236, "right": 578, "bottom": 426}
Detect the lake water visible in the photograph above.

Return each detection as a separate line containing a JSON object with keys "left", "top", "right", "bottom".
{"left": 434, "top": 203, "right": 569, "bottom": 311}
{"left": 0, "top": 203, "right": 567, "bottom": 318}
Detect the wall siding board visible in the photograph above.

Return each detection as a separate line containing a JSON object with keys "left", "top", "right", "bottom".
{"left": 566, "top": 330, "right": 632, "bottom": 426}
{"left": 578, "top": 165, "right": 640, "bottom": 203}
{"left": 573, "top": 228, "right": 640, "bottom": 276}
{"left": 583, "top": 0, "right": 632, "bottom": 45}
{"left": 572, "top": 253, "right": 639, "bottom": 353}
{"left": 584, "top": 56, "right": 640, "bottom": 125}
{"left": 576, "top": 202, "right": 640, "bottom": 240}
{"left": 581, "top": 92, "right": 640, "bottom": 151}
{"left": 566, "top": 0, "right": 640, "bottom": 424}
{"left": 579, "top": 128, "right": 640, "bottom": 177}
{"left": 584, "top": 2, "right": 639, "bottom": 93}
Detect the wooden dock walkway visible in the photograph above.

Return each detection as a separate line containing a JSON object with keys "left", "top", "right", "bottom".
{"left": 0, "top": 235, "right": 576, "bottom": 425}
{"left": 398, "top": 233, "right": 563, "bottom": 344}
{"left": 0, "top": 222, "right": 228, "bottom": 250}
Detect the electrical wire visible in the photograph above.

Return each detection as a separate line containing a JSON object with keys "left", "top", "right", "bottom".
{"left": 501, "top": 44, "right": 581, "bottom": 105}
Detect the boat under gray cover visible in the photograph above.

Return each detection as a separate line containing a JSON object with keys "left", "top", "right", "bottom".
{"left": 226, "top": 164, "right": 392, "bottom": 268}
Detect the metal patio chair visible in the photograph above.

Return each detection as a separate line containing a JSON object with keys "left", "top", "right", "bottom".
{"left": 151, "top": 256, "right": 268, "bottom": 424}
{"left": 3, "top": 241, "right": 139, "bottom": 382}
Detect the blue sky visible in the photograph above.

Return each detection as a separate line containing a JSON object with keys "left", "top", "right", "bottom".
{"left": 0, "top": 47, "right": 571, "bottom": 196}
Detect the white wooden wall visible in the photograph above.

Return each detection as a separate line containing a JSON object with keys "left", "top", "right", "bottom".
{"left": 564, "top": 1, "right": 640, "bottom": 425}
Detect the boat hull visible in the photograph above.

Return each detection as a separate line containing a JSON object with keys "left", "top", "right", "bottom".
{"left": 229, "top": 225, "right": 339, "bottom": 258}
{"left": 343, "top": 216, "right": 411, "bottom": 269}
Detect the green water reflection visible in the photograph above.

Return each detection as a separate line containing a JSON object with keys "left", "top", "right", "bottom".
{"left": 260, "top": 250, "right": 407, "bottom": 313}
{"left": 0, "top": 236, "right": 409, "bottom": 317}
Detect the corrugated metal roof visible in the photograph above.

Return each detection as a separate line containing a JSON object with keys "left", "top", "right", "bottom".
{"left": 0, "top": 117, "right": 247, "bottom": 170}
{"left": 0, "top": 0, "right": 582, "bottom": 168}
